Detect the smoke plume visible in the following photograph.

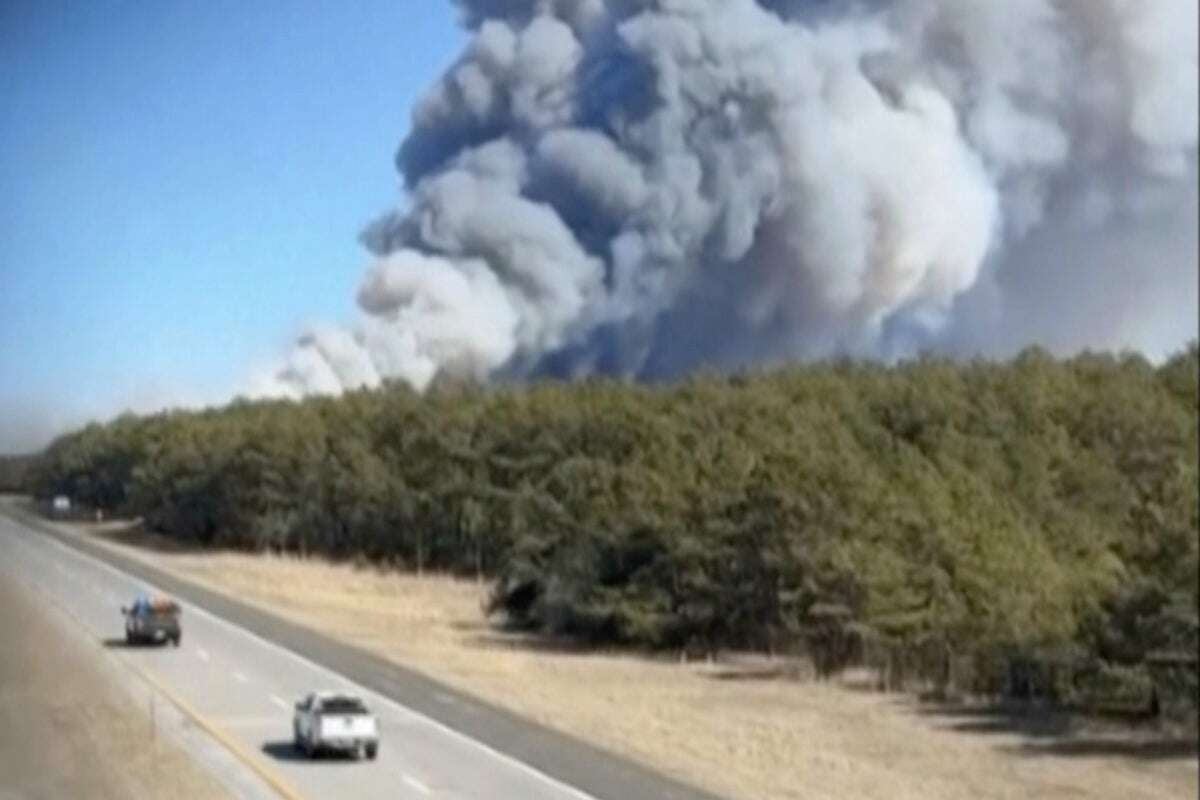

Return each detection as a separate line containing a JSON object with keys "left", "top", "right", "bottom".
{"left": 259, "top": 0, "right": 1198, "bottom": 399}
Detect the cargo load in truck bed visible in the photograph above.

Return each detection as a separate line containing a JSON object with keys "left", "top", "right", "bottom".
{"left": 122, "top": 593, "right": 182, "bottom": 646}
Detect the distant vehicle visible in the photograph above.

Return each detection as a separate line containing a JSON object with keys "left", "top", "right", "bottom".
{"left": 293, "top": 692, "right": 379, "bottom": 760}
{"left": 121, "top": 593, "right": 182, "bottom": 646}
{"left": 51, "top": 495, "right": 71, "bottom": 516}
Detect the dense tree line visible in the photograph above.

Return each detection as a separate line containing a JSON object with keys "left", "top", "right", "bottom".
{"left": 0, "top": 453, "right": 36, "bottom": 492}
{"left": 29, "top": 346, "right": 1199, "bottom": 714}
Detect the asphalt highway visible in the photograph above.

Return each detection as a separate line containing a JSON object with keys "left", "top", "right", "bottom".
{"left": 0, "top": 566, "right": 237, "bottom": 800}
{"left": 0, "top": 502, "right": 721, "bottom": 800}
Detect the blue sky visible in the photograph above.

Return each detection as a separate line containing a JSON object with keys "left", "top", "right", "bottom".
{"left": 0, "top": 1, "right": 464, "bottom": 451}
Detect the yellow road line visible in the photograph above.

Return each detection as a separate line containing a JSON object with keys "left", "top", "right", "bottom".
{"left": 123, "top": 657, "right": 305, "bottom": 800}
{"left": 0, "top": 523, "right": 306, "bottom": 800}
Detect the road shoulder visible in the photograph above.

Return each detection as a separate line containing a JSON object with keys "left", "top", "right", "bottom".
{"left": 0, "top": 568, "right": 235, "bottom": 800}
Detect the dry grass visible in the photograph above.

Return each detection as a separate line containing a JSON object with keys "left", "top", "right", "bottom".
{"left": 78, "top": 520, "right": 1198, "bottom": 800}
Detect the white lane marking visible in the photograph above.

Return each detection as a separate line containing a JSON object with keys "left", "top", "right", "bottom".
{"left": 190, "top": 603, "right": 598, "bottom": 800}
{"left": 403, "top": 775, "right": 431, "bottom": 795}
{"left": 23, "top": 520, "right": 600, "bottom": 800}
{"left": 233, "top": 670, "right": 249, "bottom": 684}
{"left": 270, "top": 695, "right": 290, "bottom": 710}
{"left": 196, "top": 647, "right": 210, "bottom": 662}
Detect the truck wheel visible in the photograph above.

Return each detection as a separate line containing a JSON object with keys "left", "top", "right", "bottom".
{"left": 365, "top": 743, "right": 378, "bottom": 760}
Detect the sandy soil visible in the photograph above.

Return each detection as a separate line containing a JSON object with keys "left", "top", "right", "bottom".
{"left": 72, "top": 519, "right": 1200, "bottom": 800}
{"left": 0, "top": 570, "right": 229, "bottom": 800}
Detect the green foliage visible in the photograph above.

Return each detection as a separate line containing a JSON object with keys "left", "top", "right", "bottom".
{"left": 0, "top": 452, "right": 37, "bottom": 492}
{"left": 29, "top": 344, "right": 1199, "bottom": 703}
{"left": 1070, "top": 661, "right": 1157, "bottom": 711}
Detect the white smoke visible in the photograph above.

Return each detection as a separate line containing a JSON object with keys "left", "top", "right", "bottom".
{"left": 257, "top": 0, "right": 1197, "bottom": 398}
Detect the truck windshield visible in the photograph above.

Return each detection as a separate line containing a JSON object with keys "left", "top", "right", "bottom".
{"left": 321, "top": 697, "right": 368, "bottom": 714}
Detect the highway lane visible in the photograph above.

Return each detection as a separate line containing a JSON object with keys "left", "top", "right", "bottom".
{"left": 0, "top": 502, "right": 721, "bottom": 800}
{"left": 0, "top": 510, "right": 604, "bottom": 800}
{"left": 0, "top": 569, "right": 237, "bottom": 800}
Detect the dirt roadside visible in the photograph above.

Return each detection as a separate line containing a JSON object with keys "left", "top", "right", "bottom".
{"left": 50, "top": 515, "right": 1200, "bottom": 800}
{"left": 0, "top": 569, "right": 230, "bottom": 800}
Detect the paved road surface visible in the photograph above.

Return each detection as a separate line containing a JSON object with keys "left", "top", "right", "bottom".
{"left": 0, "top": 502, "right": 720, "bottom": 800}
{"left": 0, "top": 570, "right": 234, "bottom": 800}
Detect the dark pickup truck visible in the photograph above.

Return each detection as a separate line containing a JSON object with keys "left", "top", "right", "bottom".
{"left": 122, "top": 595, "right": 181, "bottom": 646}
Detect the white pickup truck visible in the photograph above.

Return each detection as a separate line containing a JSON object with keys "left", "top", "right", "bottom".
{"left": 293, "top": 692, "right": 379, "bottom": 760}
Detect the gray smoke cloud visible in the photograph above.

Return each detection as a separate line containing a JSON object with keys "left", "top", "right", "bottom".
{"left": 256, "top": 0, "right": 1198, "bottom": 399}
